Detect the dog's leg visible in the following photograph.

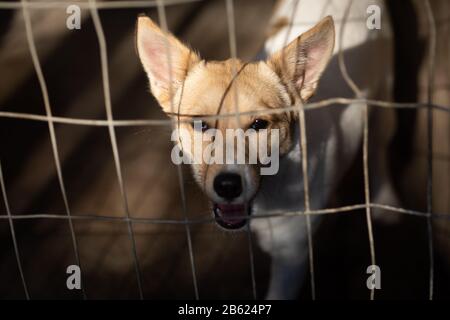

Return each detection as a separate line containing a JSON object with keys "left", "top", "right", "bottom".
{"left": 365, "top": 61, "right": 401, "bottom": 223}
{"left": 369, "top": 99, "right": 401, "bottom": 224}
{"left": 265, "top": 250, "right": 308, "bottom": 300}
{"left": 252, "top": 215, "right": 318, "bottom": 299}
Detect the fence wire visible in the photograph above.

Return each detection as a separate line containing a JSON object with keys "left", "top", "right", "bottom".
{"left": 88, "top": 0, "right": 145, "bottom": 299}
{"left": 280, "top": 0, "right": 317, "bottom": 301}
{"left": 0, "top": 160, "right": 30, "bottom": 299}
{"left": 155, "top": 0, "right": 199, "bottom": 300}
{"left": 225, "top": 0, "right": 258, "bottom": 300}
{"left": 338, "top": 0, "right": 376, "bottom": 300}
{"left": 18, "top": 0, "right": 87, "bottom": 300}
{"left": 0, "top": 0, "right": 446, "bottom": 300}
{"left": 424, "top": 0, "right": 436, "bottom": 301}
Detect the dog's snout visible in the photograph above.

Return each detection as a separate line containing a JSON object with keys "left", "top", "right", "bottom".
{"left": 213, "top": 173, "right": 242, "bottom": 200}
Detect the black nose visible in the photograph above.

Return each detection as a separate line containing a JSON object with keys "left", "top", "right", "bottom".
{"left": 213, "top": 173, "right": 242, "bottom": 200}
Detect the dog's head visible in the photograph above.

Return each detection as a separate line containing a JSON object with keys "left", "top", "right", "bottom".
{"left": 136, "top": 16, "right": 335, "bottom": 230}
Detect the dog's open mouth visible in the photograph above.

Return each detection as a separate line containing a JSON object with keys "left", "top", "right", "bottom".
{"left": 213, "top": 203, "right": 251, "bottom": 230}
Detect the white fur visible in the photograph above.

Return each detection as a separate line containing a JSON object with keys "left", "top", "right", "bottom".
{"left": 251, "top": 0, "right": 395, "bottom": 299}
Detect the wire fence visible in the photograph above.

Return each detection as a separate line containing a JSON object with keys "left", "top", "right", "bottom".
{"left": 0, "top": 0, "right": 447, "bottom": 300}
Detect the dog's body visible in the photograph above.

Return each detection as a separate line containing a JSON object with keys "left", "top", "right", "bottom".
{"left": 251, "top": 0, "right": 395, "bottom": 299}
{"left": 137, "top": 0, "right": 396, "bottom": 299}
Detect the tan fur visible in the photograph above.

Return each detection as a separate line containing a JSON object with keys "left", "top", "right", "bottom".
{"left": 136, "top": 15, "right": 335, "bottom": 204}
{"left": 136, "top": 17, "right": 200, "bottom": 111}
{"left": 267, "top": 16, "right": 335, "bottom": 101}
{"left": 173, "top": 60, "right": 294, "bottom": 195}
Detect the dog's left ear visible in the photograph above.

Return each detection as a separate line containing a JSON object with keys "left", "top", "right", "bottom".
{"left": 136, "top": 16, "right": 200, "bottom": 112}
{"left": 268, "top": 16, "right": 335, "bottom": 101}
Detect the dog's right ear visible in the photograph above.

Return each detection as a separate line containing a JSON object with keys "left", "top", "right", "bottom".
{"left": 136, "top": 16, "right": 200, "bottom": 112}
{"left": 267, "top": 16, "right": 335, "bottom": 102}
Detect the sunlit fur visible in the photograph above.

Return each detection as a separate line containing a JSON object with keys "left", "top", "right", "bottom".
{"left": 137, "top": 16, "right": 334, "bottom": 204}
{"left": 137, "top": 0, "right": 396, "bottom": 299}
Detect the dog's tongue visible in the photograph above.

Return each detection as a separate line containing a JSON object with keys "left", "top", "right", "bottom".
{"left": 214, "top": 203, "right": 247, "bottom": 229}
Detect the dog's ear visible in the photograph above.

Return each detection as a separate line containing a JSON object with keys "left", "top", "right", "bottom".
{"left": 136, "top": 16, "right": 200, "bottom": 112}
{"left": 268, "top": 16, "right": 335, "bottom": 101}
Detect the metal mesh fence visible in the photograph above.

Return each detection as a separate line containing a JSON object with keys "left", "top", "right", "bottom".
{"left": 0, "top": 0, "right": 448, "bottom": 300}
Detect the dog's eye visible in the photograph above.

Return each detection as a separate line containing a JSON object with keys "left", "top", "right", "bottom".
{"left": 249, "top": 119, "right": 268, "bottom": 131}
{"left": 191, "top": 120, "right": 209, "bottom": 132}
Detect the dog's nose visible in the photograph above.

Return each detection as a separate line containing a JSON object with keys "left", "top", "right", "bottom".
{"left": 213, "top": 173, "right": 242, "bottom": 200}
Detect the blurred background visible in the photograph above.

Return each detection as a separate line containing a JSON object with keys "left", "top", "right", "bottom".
{"left": 0, "top": 0, "right": 449, "bottom": 299}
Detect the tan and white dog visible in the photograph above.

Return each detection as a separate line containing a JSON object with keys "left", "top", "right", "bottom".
{"left": 137, "top": 0, "right": 396, "bottom": 299}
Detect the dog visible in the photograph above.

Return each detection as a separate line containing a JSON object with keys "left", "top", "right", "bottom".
{"left": 136, "top": 0, "right": 397, "bottom": 299}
